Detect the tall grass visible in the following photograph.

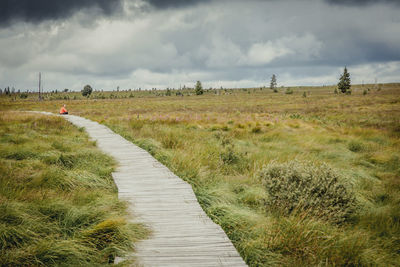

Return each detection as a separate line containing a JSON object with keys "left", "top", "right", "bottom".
{"left": 0, "top": 112, "right": 148, "bottom": 266}
{"left": 2, "top": 84, "right": 400, "bottom": 266}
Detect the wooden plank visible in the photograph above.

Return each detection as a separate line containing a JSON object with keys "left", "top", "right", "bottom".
{"left": 40, "top": 113, "right": 247, "bottom": 267}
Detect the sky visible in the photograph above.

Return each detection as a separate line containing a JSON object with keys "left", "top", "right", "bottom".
{"left": 0, "top": 0, "right": 399, "bottom": 91}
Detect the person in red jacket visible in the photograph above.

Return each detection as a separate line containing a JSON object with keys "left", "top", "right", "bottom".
{"left": 60, "top": 104, "right": 68, "bottom": 115}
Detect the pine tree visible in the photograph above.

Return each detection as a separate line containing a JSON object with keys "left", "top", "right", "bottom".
{"left": 270, "top": 74, "right": 277, "bottom": 90}
{"left": 195, "top": 81, "right": 203, "bottom": 95}
{"left": 338, "top": 67, "right": 351, "bottom": 93}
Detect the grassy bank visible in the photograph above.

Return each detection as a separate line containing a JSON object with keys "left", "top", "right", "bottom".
{"left": 2, "top": 84, "right": 400, "bottom": 265}
{"left": 0, "top": 112, "right": 148, "bottom": 266}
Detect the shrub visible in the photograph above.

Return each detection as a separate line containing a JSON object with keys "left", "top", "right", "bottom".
{"left": 348, "top": 140, "right": 364, "bottom": 152}
{"left": 251, "top": 126, "right": 262, "bottom": 133}
{"left": 258, "top": 160, "right": 357, "bottom": 224}
{"left": 19, "top": 93, "right": 28, "bottom": 99}
{"left": 221, "top": 125, "right": 230, "bottom": 131}
{"left": 285, "top": 88, "right": 294, "bottom": 94}
{"left": 235, "top": 123, "right": 245, "bottom": 129}
{"left": 82, "top": 85, "right": 93, "bottom": 97}
{"left": 220, "top": 145, "right": 239, "bottom": 165}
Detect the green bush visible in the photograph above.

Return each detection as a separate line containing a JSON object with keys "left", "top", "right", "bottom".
{"left": 81, "top": 85, "right": 93, "bottom": 97}
{"left": 251, "top": 126, "right": 262, "bottom": 133}
{"left": 19, "top": 93, "right": 28, "bottom": 99}
{"left": 258, "top": 160, "right": 357, "bottom": 224}
{"left": 348, "top": 140, "right": 364, "bottom": 152}
{"left": 285, "top": 88, "right": 294, "bottom": 94}
{"left": 220, "top": 145, "right": 240, "bottom": 165}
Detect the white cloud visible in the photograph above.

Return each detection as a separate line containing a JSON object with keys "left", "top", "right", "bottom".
{"left": 350, "top": 61, "right": 400, "bottom": 84}
{"left": 247, "top": 42, "right": 292, "bottom": 65}
{"left": 245, "top": 34, "right": 322, "bottom": 65}
{"left": 201, "top": 37, "right": 245, "bottom": 68}
{"left": 0, "top": 0, "right": 399, "bottom": 90}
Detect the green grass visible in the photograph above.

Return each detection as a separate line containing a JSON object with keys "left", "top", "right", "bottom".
{"left": 2, "top": 83, "right": 400, "bottom": 266}
{"left": 0, "top": 112, "right": 148, "bottom": 266}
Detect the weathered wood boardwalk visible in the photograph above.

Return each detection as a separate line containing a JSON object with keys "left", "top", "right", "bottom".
{"left": 54, "top": 113, "right": 247, "bottom": 267}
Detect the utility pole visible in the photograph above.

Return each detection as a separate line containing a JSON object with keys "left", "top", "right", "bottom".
{"left": 38, "top": 72, "right": 41, "bottom": 101}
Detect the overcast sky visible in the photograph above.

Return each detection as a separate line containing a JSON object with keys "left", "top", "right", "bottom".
{"left": 1, "top": 0, "right": 399, "bottom": 91}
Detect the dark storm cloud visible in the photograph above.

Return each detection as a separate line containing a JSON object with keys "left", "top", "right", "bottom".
{"left": 0, "top": 0, "right": 123, "bottom": 26}
{"left": 146, "top": 0, "right": 211, "bottom": 8}
{"left": 1, "top": 0, "right": 399, "bottom": 90}
{"left": 325, "top": 0, "right": 400, "bottom": 6}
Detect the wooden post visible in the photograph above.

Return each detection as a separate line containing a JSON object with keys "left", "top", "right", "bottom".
{"left": 38, "top": 72, "right": 41, "bottom": 101}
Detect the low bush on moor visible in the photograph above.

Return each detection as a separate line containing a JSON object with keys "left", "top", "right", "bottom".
{"left": 259, "top": 160, "right": 357, "bottom": 224}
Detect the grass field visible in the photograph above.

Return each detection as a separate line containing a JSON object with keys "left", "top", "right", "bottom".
{"left": 0, "top": 112, "right": 148, "bottom": 266}
{"left": 1, "top": 83, "right": 400, "bottom": 266}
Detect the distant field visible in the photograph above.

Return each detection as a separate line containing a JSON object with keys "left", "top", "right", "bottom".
{"left": 1, "top": 83, "right": 400, "bottom": 266}
{"left": 0, "top": 112, "right": 148, "bottom": 266}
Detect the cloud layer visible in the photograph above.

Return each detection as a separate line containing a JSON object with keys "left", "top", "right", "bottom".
{"left": 0, "top": 0, "right": 123, "bottom": 26}
{"left": 1, "top": 0, "right": 399, "bottom": 91}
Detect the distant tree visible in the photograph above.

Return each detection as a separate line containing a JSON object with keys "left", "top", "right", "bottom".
{"left": 19, "top": 92, "right": 28, "bottom": 99}
{"left": 338, "top": 67, "right": 351, "bottom": 93}
{"left": 270, "top": 74, "right": 277, "bottom": 90}
{"left": 195, "top": 81, "right": 203, "bottom": 95}
{"left": 166, "top": 88, "right": 172, "bottom": 96}
{"left": 82, "top": 85, "right": 93, "bottom": 97}
{"left": 63, "top": 88, "right": 69, "bottom": 93}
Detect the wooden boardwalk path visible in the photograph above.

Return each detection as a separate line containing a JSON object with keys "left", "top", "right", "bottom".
{"left": 54, "top": 114, "right": 247, "bottom": 267}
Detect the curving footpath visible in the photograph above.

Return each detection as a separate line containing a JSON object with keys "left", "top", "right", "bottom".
{"left": 43, "top": 113, "right": 247, "bottom": 267}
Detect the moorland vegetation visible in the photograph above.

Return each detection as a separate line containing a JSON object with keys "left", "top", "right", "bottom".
{"left": 0, "top": 112, "right": 148, "bottom": 266}
{"left": 1, "top": 83, "right": 399, "bottom": 266}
